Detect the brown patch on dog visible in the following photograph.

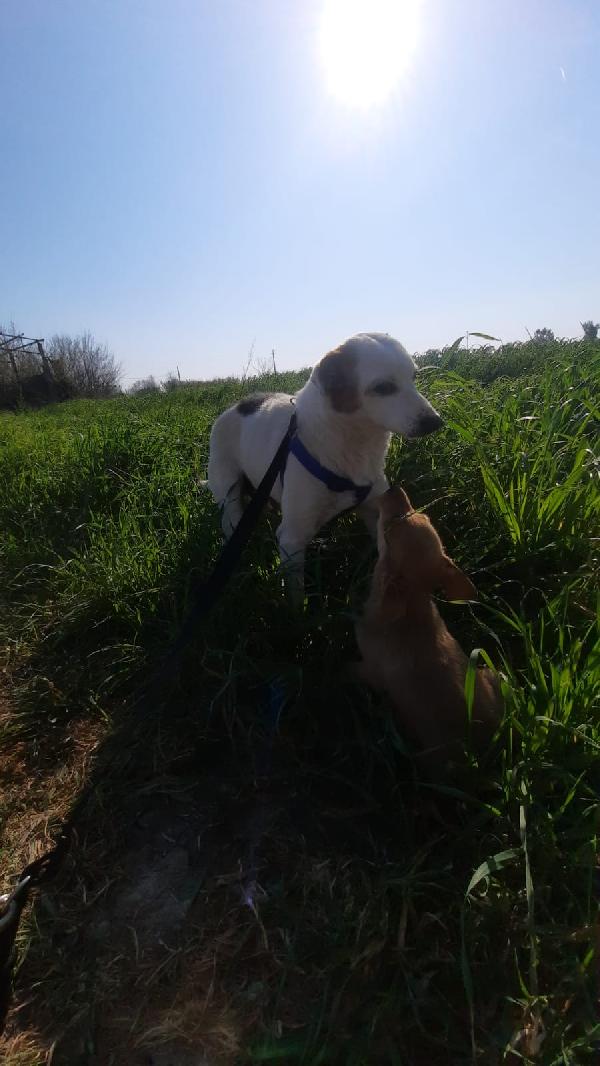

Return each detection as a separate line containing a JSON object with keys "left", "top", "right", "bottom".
{"left": 316, "top": 340, "right": 360, "bottom": 413}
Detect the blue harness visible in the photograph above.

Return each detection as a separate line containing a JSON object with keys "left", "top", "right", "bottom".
{"left": 282, "top": 432, "right": 372, "bottom": 506}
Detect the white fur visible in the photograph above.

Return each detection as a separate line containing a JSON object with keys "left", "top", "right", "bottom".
{"left": 206, "top": 332, "right": 441, "bottom": 603}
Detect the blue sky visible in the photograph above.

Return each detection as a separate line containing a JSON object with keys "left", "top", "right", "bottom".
{"left": 2, "top": 0, "right": 599, "bottom": 385}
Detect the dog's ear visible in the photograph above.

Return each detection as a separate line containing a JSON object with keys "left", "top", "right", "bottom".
{"left": 316, "top": 340, "right": 360, "bottom": 413}
{"left": 438, "top": 556, "right": 477, "bottom": 601}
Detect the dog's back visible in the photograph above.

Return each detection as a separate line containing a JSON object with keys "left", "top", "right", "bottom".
{"left": 207, "top": 392, "right": 295, "bottom": 519}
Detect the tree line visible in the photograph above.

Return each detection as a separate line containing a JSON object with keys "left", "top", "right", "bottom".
{"left": 1, "top": 320, "right": 598, "bottom": 409}
{"left": 0, "top": 326, "right": 121, "bottom": 408}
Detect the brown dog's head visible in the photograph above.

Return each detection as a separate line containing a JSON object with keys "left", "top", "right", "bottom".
{"left": 377, "top": 487, "right": 477, "bottom": 601}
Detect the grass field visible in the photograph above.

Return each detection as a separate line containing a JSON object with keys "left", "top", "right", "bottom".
{"left": 1, "top": 338, "right": 598, "bottom": 1065}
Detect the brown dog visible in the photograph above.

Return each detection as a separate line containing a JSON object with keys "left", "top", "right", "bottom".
{"left": 355, "top": 487, "right": 502, "bottom": 772}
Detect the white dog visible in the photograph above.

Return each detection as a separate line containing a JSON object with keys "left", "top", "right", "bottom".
{"left": 206, "top": 332, "right": 442, "bottom": 600}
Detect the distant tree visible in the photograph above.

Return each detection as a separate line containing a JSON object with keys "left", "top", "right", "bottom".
{"left": 128, "top": 375, "right": 160, "bottom": 395}
{"left": 161, "top": 371, "right": 181, "bottom": 393}
{"left": 47, "top": 332, "right": 121, "bottom": 397}
{"left": 581, "top": 320, "right": 599, "bottom": 341}
{"left": 532, "top": 327, "right": 555, "bottom": 344}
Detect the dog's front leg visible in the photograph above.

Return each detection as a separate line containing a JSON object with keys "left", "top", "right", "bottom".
{"left": 276, "top": 479, "right": 326, "bottom": 609}
{"left": 276, "top": 530, "right": 307, "bottom": 609}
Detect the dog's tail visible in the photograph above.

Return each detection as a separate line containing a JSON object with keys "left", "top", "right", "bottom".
{"left": 196, "top": 478, "right": 211, "bottom": 490}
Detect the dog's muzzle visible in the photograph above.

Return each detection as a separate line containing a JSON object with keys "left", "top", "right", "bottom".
{"left": 412, "top": 412, "right": 443, "bottom": 437}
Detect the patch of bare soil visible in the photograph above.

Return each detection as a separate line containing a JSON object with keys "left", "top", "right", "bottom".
{"left": 3, "top": 676, "right": 405, "bottom": 1066}
{"left": 1, "top": 712, "right": 269, "bottom": 1066}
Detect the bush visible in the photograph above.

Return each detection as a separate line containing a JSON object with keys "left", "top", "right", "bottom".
{"left": 46, "top": 332, "right": 121, "bottom": 398}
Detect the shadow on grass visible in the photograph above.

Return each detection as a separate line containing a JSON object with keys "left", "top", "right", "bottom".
{"left": 5, "top": 644, "right": 514, "bottom": 1066}
{"left": 2, "top": 511, "right": 519, "bottom": 1065}
{"left": 3, "top": 509, "right": 595, "bottom": 1065}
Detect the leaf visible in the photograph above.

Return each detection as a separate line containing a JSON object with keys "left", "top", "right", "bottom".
{"left": 468, "top": 332, "right": 501, "bottom": 342}
{"left": 480, "top": 464, "right": 522, "bottom": 544}
{"left": 465, "top": 848, "right": 520, "bottom": 897}
{"left": 249, "top": 1040, "right": 307, "bottom": 1061}
{"left": 464, "top": 648, "right": 480, "bottom": 722}
{"left": 446, "top": 336, "right": 464, "bottom": 355}
{"left": 445, "top": 419, "right": 476, "bottom": 444}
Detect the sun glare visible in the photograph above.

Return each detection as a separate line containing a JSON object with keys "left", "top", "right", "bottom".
{"left": 318, "top": 0, "right": 421, "bottom": 109}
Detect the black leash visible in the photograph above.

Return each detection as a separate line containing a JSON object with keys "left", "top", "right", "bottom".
{"left": 0, "top": 406, "right": 297, "bottom": 1033}
{"left": 166, "top": 408, "right": 296, "bottom": 663}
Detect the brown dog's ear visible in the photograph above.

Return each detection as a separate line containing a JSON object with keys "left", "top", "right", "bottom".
{"left": 438, "top": 556, "right": 478, "bottom": 601}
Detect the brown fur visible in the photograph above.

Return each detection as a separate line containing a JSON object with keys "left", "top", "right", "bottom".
{"left": 355, "top": 487, "right": 502, "bottom": 772}
{"left": 316, "top": 340, "right": 360, "bottom": 413}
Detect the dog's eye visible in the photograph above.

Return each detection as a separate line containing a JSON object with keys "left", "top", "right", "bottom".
{"left": 371, "top": 381, "right": 398, "bottom": 397}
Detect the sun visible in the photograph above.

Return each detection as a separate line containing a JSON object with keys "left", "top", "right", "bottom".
{"left": 318, "top": 0, "right": 421, "bottom": 109}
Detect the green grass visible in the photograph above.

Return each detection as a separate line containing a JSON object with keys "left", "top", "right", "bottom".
{"left": 0, "top": 339, "right": 598, "bottom": 1064}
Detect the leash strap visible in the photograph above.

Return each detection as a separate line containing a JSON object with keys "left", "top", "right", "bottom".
{"left": 166, "top": 407, "right": 297, "bottom": 658}
{"left": 0, "top": 879, "right": 30, "bottom": 1027}
{"left": 0, "top": 405, "right": 298, "bottom": 1034}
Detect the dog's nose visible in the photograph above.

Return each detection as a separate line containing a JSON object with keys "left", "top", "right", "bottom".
{"left": 416, "top": 412, "right": 443, "bottom": 436}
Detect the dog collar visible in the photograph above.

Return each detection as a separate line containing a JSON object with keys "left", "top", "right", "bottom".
{"left": 386, "top": 509, "right": 416, "bottom": 523}
{"left": 281, "top": 434, "right": 372, "bottom": 505}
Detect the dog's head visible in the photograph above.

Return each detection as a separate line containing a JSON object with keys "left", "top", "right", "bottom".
{"left": 314, "top": 332, "right": 442, "bottom": 438}
{"left": 377, "top": 486, "right": 476, "bottom": 601}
